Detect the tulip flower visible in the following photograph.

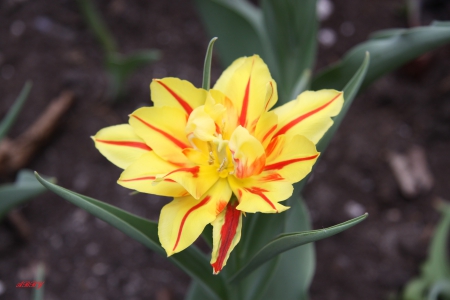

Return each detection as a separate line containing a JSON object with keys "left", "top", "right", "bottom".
{"left": 93, "top": 55, "right": 343, "bottom": 274}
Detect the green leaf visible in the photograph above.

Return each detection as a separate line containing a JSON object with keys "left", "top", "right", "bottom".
{"left": 32, "top": 263, "right": 46, "bottom": 300}
{"left": 77, "top": 0, "right": 117, "bottom": 54}
{"left": 261, "top": 0, "right": 318, "bottom": 104}
{"left": 0, "top": 81, "right": 32, "bottom": 141}
{"left": 106, "top": 50, "right": 160, "bottom": 99}
{"left": 202, "top": 37, "right": 218, "bottom": 91}
{"left": 229, "top": 211, "right": 368, "bottom": 283}
{"left": 312, "top": 23, "right": 450, "bottom": 91}
{"left": 34, "top": 173, "right": 228, "bottom": 300}
{"left": 194, "top": 0, "right": 271, "bottom": 69}
{"left": 422, "top": 204, "right": 450, "bottom": 281}
{"left": 259, "top": 198, "right": 315, "bottom": 300}
{"left": 428, "top": 280, "right": 450, "bottom": 300}
{"left": 0, "top": 170, "right": 49, "bottom": 220}
{"left": 403, "top": 203, "right": 450, "bottom": 300}
{"left": 316, "top": 52, "right": 370, "bottom": 153}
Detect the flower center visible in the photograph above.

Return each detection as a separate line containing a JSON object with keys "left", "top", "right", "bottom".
{"left": 208, "top": 136, "right": 234, "bottom": 178}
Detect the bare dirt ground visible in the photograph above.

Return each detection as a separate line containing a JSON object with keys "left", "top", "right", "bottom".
{"left": 0, "top": 0, "right": 449, "bottom": 299}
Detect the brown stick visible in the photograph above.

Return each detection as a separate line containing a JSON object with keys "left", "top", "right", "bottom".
{"left": 0, "top": 90, "right": 74, "bottom": 174}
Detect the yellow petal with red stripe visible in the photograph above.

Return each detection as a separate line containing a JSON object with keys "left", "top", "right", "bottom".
{"left": 92, "top": 124, "right": 151, "bottom": 169}
{"left": 161, "top": 164, "right": 220, "bottom": 200}
{"left": 185, "top": 105, "right": 217, "bottom": 142}
{"left": 118, "top": 151, "right": 187, "bottom": 197}
{"left": 129, "top": 106, "right": 190, "bottom": 165}
{"left": 229, "top": 126, "right": 266, "bottom": 179}
{"left": 264, "top": 134, "right": 319, "bottom": 183}
{"left": 229, "top": 173, "right": 292, "bottom": 213}
{"left": 210, "top": 200, "right": 243, "bottom": 274}
{"left": 272, "top": 90, "right": 344, "bottom": 144}
{"left": 254, "top": 111, "right": 278, "bottom": 149}
{"left": 158, "top": 179, "right": 232, "bottom": 256}
{"left": 208, "top": 89, "right": 239, "bottom": 140}
{"left": 151, "top": 78, "right": 207, "bottom": 115}
{"left": 213, "top": 55, "right": 278, "bottom": 130}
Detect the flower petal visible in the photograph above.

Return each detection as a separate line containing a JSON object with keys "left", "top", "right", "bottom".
{"left": 129, "top": 106, "right": 190, "bottom": 165}
{"left": 229, "top": 173, "right": 292, "bottom": 213}
{"left": 272, "top": 90, "right": 343, "bottom": 144}
{"left": 209, "top": 89, "right": 239, "bottom": 140}
{"left": 210, "top": 200, "right": 243, "bottom": 274}
{"left": 229, "top": 126, "right": 266, "bottom": 179}
{"left": 264, "top": 134, "right": 319, "bottom": 183}
{"left": 92, "top": 124, "right": 151, "bottom": 169}
{"left": 254, "top": 111, "right": 278, "bottom": 149}
{"left": 118, "top": 152, "right": 187, "bottom": 197}
{"left": 161, "top": 164, "right": 220, "bottom": 199}
{"left": 151, "top": 78, "right": 207, "bottom": 115}
{"left": 158, "top": 179, "right": 232, "bottom": 256}
{"left": 213, "top": 55, "right": 278, "bottom": 130}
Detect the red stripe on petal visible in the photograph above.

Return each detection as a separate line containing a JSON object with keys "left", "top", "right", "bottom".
{"left": 274, "top": 93, "right": 342, "bottom": 138}
{"left": 262, "top": 125, "right": 277, "bottom": 143}
{"left": 173, "top": 196, "right": 211, "bottom": 251}
{"left": 131, "top": 115, "right": 189, "bottom": 149}
{"left": 211, "top": 201, "right": 240, "bottom": 274}
{"left": 156, "top": 80, "right": 193, "bottom": 115}
{"left": 264, "top": 155, "right": 319, "bottom": 171}
{"left": 244, "top": 187, "right": 277, "bottom": 211}
{"left": 264, "top": 81, "right": 274, "bottom": 111}
{"left": 239, "top": 76, "right": 251, "bottom": 127}
{"left": 260, "top": 173, "right": 284, "bottom": 182}
{"left": 120, "top": 176, "right": 175, "bottom": 183}
{"left": 163, "top": 166, "right": 200, "bottom": 179}
{"left": 95, "top": 139, "right": 152, "bottom": 151}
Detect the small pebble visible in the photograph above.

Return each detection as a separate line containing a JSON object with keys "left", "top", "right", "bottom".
{"left": 317, "top": 0, "right": 334, "bottom": 21}
{"left": 344, "top": 200, "right": 365, "bottom": 218}
{"left": 340, "top": 21, "right": 355, "bottom": 36}
{"left": 92, "top": 263, "right": 109, "bottom": 276}
{"left": 318, "top": 28, "right": 336, "bottom": 47}
{"left": 1, "top": 65, "right": 15, "bottom": 80}
{"left": 85, "top": 242, "right": 100, "bottom": 256}
{"left": 386, "top": 208, "right": 402, "bottom": 222}
{"left": 10, "top": 20, "right": 26, "bottom": 37}
{"left": 0, "top": 280, "right": 5, "bottom": 295}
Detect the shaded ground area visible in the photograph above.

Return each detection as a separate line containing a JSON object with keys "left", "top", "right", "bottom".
{"left": 0, "top": 0, "right": 449, "bottom": 299}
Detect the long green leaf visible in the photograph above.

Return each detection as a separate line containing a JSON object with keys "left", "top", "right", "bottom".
{"left": 229, "top": 212, "right": 368, "bottom": 283}
{"left": 261, "top": 0, "right": 317, "bottom": 104}
{"left": 0, "top": 81, "right": 32, "bottom": 141}
{"left": 34, "top": 173, "right": 228, "bottom": 300}
{"left": 195, "top": 0, "right": 272, "bottom": 69}
{"left": 32, "top": 263, "right": 46, "bottom": 300}
{"left": 403, "top": 203, "right": 450, "bottom": 300}
{"left": 202, "top": 37, "right": 218, "bottom": 90}
{"left": 106, "top": 50, "right": 160, "bottom": 100}
{"left": 422, "top": 204, "right": 450, "bottom": 281}
{"left": 259, "top": 198, "right": 315, "bottom": 300}
{"left": 77, "top": 0, "right": 117, "bottom": 54}
{"left": 312, "top": 23, "right": 450, "bottom": 91}
{"left": 0, "top": 170, "right": 48, "bottom": 220}
{"left": 316, "top": 52, "right": 370, "bottom": 153}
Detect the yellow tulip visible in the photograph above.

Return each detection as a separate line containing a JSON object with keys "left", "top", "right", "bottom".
{"left": 93, "top": 55, "right": 343, "bottom": 274}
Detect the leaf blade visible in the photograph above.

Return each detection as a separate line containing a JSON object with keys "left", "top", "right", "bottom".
{"left": 34, "top": 173, "right": 228, "bottom": 300}
{"left": 0, "top": 169, "right": 48, "bottom": 220}
{"left": 312, "top": 24, "right": 450, "bottom": 91}
{"left": 0, "top": 81, "right": 32, "bottom": 141}
{"left": 229, "top": 212, "right": 368, "bottom": 283}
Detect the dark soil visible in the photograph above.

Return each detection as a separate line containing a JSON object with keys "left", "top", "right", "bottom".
{"left": 0, "top": 0, "right": 449, "bottom": 299}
